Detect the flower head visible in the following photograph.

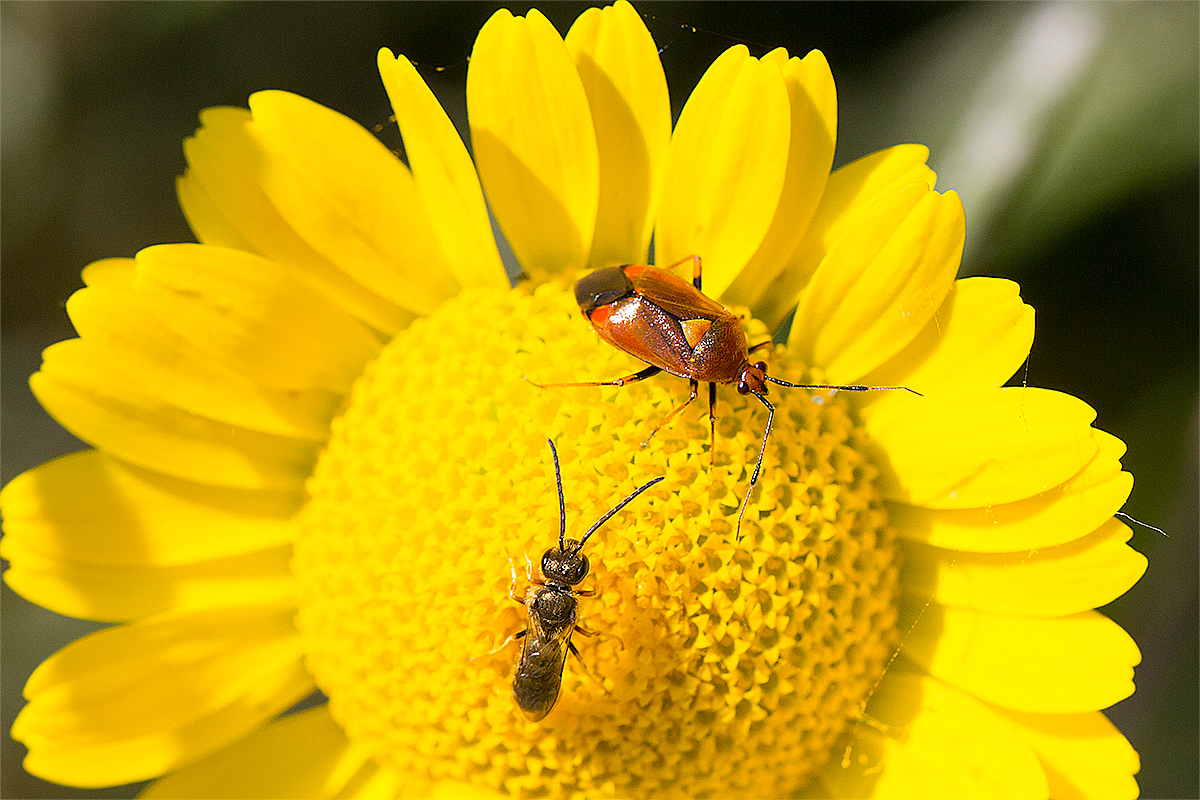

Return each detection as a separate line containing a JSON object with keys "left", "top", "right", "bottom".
{"left": 2, "top": 3, "right": 1145, "bottom": 797}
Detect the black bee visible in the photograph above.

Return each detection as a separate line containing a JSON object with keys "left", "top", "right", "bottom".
{"left": 508, "top": 439, "right": 663, "bottom": 721}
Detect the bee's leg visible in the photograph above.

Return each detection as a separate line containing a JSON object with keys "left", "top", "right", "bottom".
{"left": 481, "top": 628, "right": 526, "bottom": 658}
{"left": 575, "top": 622, "right": 625, "bottom": 651}
{"left": 566, "top": 638, "right": 611, "bottom": 693}
{"left": 509, "top": 555, "right": 543, "bottom": 604}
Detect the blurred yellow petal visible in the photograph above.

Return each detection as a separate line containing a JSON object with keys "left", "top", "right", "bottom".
{"left": 996, "top": 708, "right": 1140, "bottom": 800}
{"left": 865, "top": 387, "right": 1099, "bottom": 508}
{"left": 32, "top": 341, "right": 319, "bottom": 490}
{"left": 756, "top": 144, "right": 937, "bottom": 327}
{"left": 468, "top": 8, "right": 598, "bottom": 274}
{"left": 725, "top": 49, "right": 837, "bottom": 308}
{"left": 790, "top": 184, "right": 964, "bottom": 381}
{"left": 859, "top": 277, "right": 1036, "bottom": 397}
{"left": 888, "top": 427, "right": 1132, "bottom": 551}
{"left": 140, "top": 706, "right": 382, "bottom": 800}
{"left": 13, "top": 604, "right": 313, "bottom": 787}
{"left": 175, "top": 172, "right": 257, "bottom": 253}
{"left": 900, "top": 605, "right": 1140, "bottom": 714}
{"left": 133, "top": 244, "right": 380, "bottom": 394}
{"left": 0, "top": 451, "right": 298, "bottom": 567}
{"left": 656, "top": 45, "right": 790, "bottom": 297}
{"left": 376, "top": 50, "right": 507, "bottom": 290}
{"left": 66, "top": 284, "right": 339, "bottom": 441}
{"left": 900, "top": 518, "right": 1147, "bottom": 616}
{"left": 182, "top": 108, "right": 416, "bottom": 336}
{"left": 247, "top": 90, "right": 460, "bottom": 314}
{"left": 565, "top": 0, "right": 670, "bottom": 266}
{"left": 824, "top": 673, "right": 1048, "bottom": 799}
{"left": 2, "top": 542, "right": 293, "bottom": 622}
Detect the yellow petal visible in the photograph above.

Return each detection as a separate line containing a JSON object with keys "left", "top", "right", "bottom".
{"left": 246, "top": 90, "right": 460, "bottom": 314}
{"left": 32, "top": 341, "right": 319, "bottom": 490}
{"left": 655, "top": 45, "right": 791, "bottom": 298}
{"left": 182, "top": 107, "right": 415, "bottom": 336}
{"left": 865, "top": 387, "right": 1099, "bottom": 508}
{"left": 790, "top": 184, "right": 964, "bottom": 381}
{"left": 901, "top": 518, "right": 1147, "bottom": 617}
{"left": 888, "top": 428, "right": 1132, "bottom": 551}
{"left": 376, "top": 50, "right": 507, "bottom": 290}
{"left": 858, "top": 276, "right": 1036, "bottom": 397}
{"left": 2, "top": 542, "right": 293, "bottom": 622}
{"left": 140, "top": 706, "right": 374, "bottom": 799}
{"left": 133, "top": 244, "right": 380, "bottom": 394}
{"left": 900, "top": 604, "right": 1140, "bottom": 714}
{"left": 0, "top": 451, "right": 299, "bottom": 567}
{"left": 468, "top": 8, "right": 599, "bottom": 274}
{"left": 756, "top": 143, "right": 937, "bottom": 327}
{"left": 824, "top": 673, "right": 1048, "bottom": 799}
{"left": 80, "top": 257, "right": 136, "bottom": 287}
{"left": 995, "top": 708, "right": 1140, "bottom": 800}
{"left": 14, "top": 604, "right": 313, "bottom": 787}
{"left": 724, "top": 49, "right": 838, "bottom": 309}
{"left": 66, "top": 283, "right": 339, "bottom": 441}
{"left": 564, "top": 0, "right": 671, "bottom": 266}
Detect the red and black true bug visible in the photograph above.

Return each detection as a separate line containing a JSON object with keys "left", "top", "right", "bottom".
{"left": 529, "top": 255, "right": 917, "bottom": 539}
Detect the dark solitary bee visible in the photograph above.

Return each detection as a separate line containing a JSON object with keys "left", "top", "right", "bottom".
{"left": 508, "top": 439, "right": 663, "bottom": 721}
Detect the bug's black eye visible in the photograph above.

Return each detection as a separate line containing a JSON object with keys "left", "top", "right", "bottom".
{"left": 575, "top": 267, "right": 634, "bottom": 315}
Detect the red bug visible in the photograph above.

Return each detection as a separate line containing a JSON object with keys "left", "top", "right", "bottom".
{"left": 528, "top": 255, "right": 918, "bottom": 539}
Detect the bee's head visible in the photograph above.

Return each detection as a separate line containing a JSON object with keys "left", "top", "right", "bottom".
{"left": 541, "top": 542, "right": 590, "bottom": 586}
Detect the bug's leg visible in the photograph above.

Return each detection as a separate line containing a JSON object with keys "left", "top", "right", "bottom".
{"left": 524, "top": 364, "right": 662, "bottom": 390}
{"left": 707, "top": 381, "right": 718, "bottom": 468}
{"left": 735, "top": 391, "right": 776, "bottom": 543}
{"left": 641, "top": 378, "right": 699, "bottom": 448}
{"left": 656, "top": 254, "right": 703, "bottom": 290}
{"left": 748, "top": 339, "right": 773, "bottom": 357}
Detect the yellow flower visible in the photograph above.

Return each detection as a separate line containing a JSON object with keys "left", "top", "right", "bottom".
{"left": 2, "top": 3, "right": 1146, "bottom": 798}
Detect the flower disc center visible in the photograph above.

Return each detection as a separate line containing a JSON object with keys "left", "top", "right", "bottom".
{"left": 293, "top": 283, "right": 901, "bottom": 797}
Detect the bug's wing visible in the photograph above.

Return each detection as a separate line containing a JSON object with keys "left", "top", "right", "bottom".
{"left": 625, "top": 266, "right": 730, "bottom": 322}
{"left": 601, "top": 299, "right": 696, "bottom": 378}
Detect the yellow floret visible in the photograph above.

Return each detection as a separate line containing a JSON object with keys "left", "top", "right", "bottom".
{"left": 293, "top": 281, "right": 900, "bottom": 798}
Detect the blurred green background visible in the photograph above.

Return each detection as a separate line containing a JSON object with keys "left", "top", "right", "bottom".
{"left": 2, "top": 3, "right": 1195, "bottom": 798}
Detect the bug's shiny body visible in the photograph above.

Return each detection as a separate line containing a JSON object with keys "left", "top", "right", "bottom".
{"left": 531, "top": 256, "right": 917, "bottom": 540}
{"left": 575, "top": 263, "right": 761, "bottom": 390}
{"left": 510, "top": 440, "right": 662, "bottom": 721}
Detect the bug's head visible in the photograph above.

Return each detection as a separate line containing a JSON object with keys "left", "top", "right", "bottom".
{"left": 541, "top": 543, "right": 590, "bottom": 586}
{"left": 575, "top": 266, "right": 634, "bottom": 317}
{"left": 736, "top": 361, "right": 769, "bottom": 395}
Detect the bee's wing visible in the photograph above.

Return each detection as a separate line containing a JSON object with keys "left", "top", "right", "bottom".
{"left": 513, "top": 617, "right": 572, "bottom": 721}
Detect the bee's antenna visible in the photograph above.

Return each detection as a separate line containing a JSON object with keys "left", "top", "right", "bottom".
{"left": 575, "top": 476, "right": 665, "bottom": 554}
{"left": 547, "top": 439, "right": 567, "bottom": 551}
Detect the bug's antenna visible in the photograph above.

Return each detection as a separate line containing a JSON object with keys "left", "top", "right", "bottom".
{"left": 764, "top": 377, "right": 922, "bottom": 396}
{"left": 574, "top": 476, "right": 665, "bottom": 554}
{"left": 547, "top": 439, "right": 567, "bottom": 551}
{"left": 735, "top": 392, "right": 777, "bottom": 542}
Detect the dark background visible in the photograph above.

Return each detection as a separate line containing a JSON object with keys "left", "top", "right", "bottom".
{"left": 2, "top": 3, "right": 1196, "bottom": 798}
